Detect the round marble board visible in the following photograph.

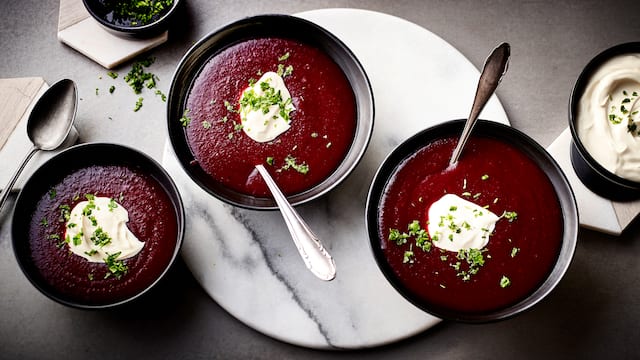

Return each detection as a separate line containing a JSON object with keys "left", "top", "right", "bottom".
{"left": 161, "top": 8, "right": 509, "bottom": 349}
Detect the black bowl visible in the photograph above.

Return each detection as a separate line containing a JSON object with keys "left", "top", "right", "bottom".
{"left": 12, "top": 143, "right": 185, "bottom": 309}
{"left": 366, "top": 120, "right": 578, "bottom": 322}
{"left": 166, "top": 14, "right": 374, "bottom": 210}
{"left": 569, "top": 42, "right": 640, "bottom": 200}
{"left": 82, "top": 0, "right": 181, "bottom": 38}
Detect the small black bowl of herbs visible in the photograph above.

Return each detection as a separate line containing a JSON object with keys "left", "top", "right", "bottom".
{"left": 82, "top": 0, "right": 181, "bottom": 38}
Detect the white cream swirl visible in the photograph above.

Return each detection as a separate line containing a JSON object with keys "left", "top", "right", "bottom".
{"left": 65, "top": 196, "right": 144, "bottom": 262}
{"left": 427, "top": 194, "right": 500, "bottom": 252}
{"left": 239, "top": 71, "right": 295, "bottom": 142}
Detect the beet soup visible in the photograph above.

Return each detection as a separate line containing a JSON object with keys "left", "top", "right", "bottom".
{"left": 376, "top": 135, "right": 564, "bottom": 315}
{"left": 182, "top": 37, "right": 357, "bottom": 197}
{"left": 26, "top": 164, "right": 179, "bottom": 306}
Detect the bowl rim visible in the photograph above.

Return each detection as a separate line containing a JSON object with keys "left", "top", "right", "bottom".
{"left": 568, "top": 41, "right": 640, "bottom": 192}
{"left": 365, "top": 119, "right": 578, "bottom": 323}
{"left": 11, "top": 142, "right": 185, "bottom": 309}
{"left": 166, "top": 13, "right": 375, "bottom": 210}
{"left": 81, "top": 0, "right": 181, "bottom": 35}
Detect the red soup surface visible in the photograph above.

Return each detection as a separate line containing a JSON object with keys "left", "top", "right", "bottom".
{"left": 28, "top": 165, "right": 178, "bottom": 305}
{"left": 184, "top": 37, "right": 357, "bottom": 197}
{"left": 378, "top": 136, "right": 563, "bottom": 314}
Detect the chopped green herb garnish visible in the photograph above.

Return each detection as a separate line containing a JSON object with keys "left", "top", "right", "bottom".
{"left": 278, "top": 52, "right": 290, "bottom": 62}
{"left": 283, "top": 65, "right": 293, "bottom": 77}
{"left": 403, "top": 244, "right": 415, "bottom": 264}
{"left": 107, "top": 71, "right": 118, "bottom": 79}
{"left": 109, "top": 85, "right": 115, "bottom": 94}
{"left": 72, "top": 232, "right": 83, "bottom": 246}
{"left": 134, "top": 97, "right": 143, "bottom": 112}
{"left": 266, "top": 156, "right": 274, "bottom": 166}
{"left": 179, "top": 109, "right": 191, "bottom": 127}
{"left": 124, "top": 57, "right": 157, "bottom": 94}
{"left": 48, "top": 188, "right": 57, "bottom": 199}
{"left": 278, "top": 155, "right": 309, "bottom": 174}
{"left": 510, "top": 247, "right": 520, "bottom": 258}
{"left": 108, "top": 198, "right": 118, "bottom": 211}
{"left": 502, "top": 211, "right": 518, "bottom": 222}
{"left": 91, "top": 227, "right": 112, "bottom": 248}
{"left": 85, "top": 249, "right": 98, "bottom": 257}
{"left": 155, "top": 89, "right": 167, "bottom": 102}
{"left": 104, "top": 252, "right": 128, "bottom": 279}
{"left": 40, "top": 217, "right": 49, "bottom": 227}
{"left": 224, "top": 100, "right": 236, "bottom": 112}
{"left": 455, "top": 248, "right": 487, "bottom": 281}
{"left": 481, "top": 174, "right": 489, "bottom": 180}
{"left": 202, "top": 120, "right": 211, "bottom": 129}
{"left": 500, "top": 275, "right": 511, "bottom": 288}
{"left": 389, "top": 220, "right": 432, "bottom": 254}
{"left": 240, "top": 78, "right": 295, "bottom": 123}
{"left": 389, "top": 228, "right": 409, "bottom": 245}
{"left": 112, "top": 0, "right": 174, "bottom": 26}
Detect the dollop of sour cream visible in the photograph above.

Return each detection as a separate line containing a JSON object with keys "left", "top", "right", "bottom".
{"left": 65, "top": 196, "right": 144, "bottom": 262}
{"left": 239, "top": 71, "right": 295, "bottom": 142}
{"left": 577, "top": 54, "right": 640, "bottom": 181}
{"left": 427, "top": 194, "right": 500, "bottom": 252}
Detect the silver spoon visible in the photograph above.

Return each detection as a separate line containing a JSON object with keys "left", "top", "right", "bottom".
{"left": 255, "top": 164, "right": 336, "bottom": 281}
{"left": 449, "top": 42, "right": 510, "bottom": 165}
{"left": 0, "top": 79, "right": 78, "bottom": 212}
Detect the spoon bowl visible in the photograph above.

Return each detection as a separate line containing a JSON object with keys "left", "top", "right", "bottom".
{"left": 0, "top": 79, "right": 77, "bottom": 213}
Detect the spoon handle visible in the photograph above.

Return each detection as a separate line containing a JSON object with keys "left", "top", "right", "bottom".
{"left": 450, "top": 42, "right": 511, "bottom": 165}
{"left": 255, "top": 165, "right": 336, "bottom": 281}
{"left": 0, "top": 146, "right": 39, "bottom": 213}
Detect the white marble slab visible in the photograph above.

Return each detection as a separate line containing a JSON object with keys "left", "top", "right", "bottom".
{"left": 161, "top": 8, "right": 509, "bottom": 349}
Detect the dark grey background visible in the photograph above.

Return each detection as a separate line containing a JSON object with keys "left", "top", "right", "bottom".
{"left": 1, "top": 0, "right": 639, "bottom": 359}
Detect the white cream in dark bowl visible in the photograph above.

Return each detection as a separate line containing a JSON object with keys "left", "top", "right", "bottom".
{"left": 570, "top": 42, "right": 640, "bottom": 200}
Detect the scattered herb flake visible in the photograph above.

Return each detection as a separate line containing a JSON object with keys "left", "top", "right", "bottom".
{"left": 179, "top": 109, "right": 191, "bottom": 127}
{"left": 134, "top": 97, "right": 143, "bottom": 112}
{"left": 155, "top": 89, "right": 167, "bottom": 102}
{"left": 510, "top": 247, "right": 520, "bottom": 258}
{"left": 278, "top": 52, "right": 290, "bottom": 62}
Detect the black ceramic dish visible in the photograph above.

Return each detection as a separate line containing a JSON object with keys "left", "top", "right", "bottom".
{"left": 569, "top": 42, "right": 640, "bottom": 201}
{"left": 365, "top": 120, "right": 578, "bottom": 323}
{"left": 167, "top": 14, "right": 374, "bottom": 210}
{"left": 82, "top": 0, "right": 181, "bottom": 38}
{"left": 12, "top": 143, "right": 185, "bottom": 309}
